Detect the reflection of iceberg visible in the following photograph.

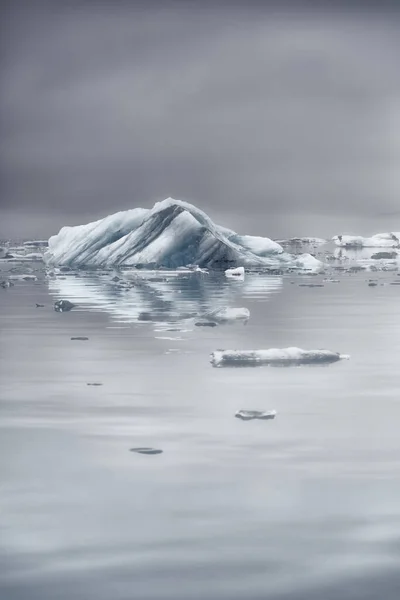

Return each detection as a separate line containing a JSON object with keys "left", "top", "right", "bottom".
{"left": 47, "top": 271, "right": 283, "bottom": 326}
{"left": 334, "top": 247, "right": 399, "bottom": 270}
{"left": 46, "top": 198, "right": 321, "bottom": 271}
{"left": 333, "top": 232, "right": 400, "bottom": 248}
{"left": 210, "top": 348, "right": 349, "bottom": 367}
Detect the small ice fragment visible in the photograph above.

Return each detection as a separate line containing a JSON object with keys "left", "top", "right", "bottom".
{"left": 54, "top": 300, "right": 76, "bottom": 312}
{"left": 130, "top": 447, "right": 163, "bottom": 455}
{"left": 225, "top": 266, "right": 245, "bottom": 279}
{"left": 235, "top": 410, "right": 277, "bottom": 421}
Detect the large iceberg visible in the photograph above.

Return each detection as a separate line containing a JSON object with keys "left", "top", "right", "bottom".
{"left": 45, "top": 198, "right": 321, "bottom": 271}
{"left": 333, "top": 232, "right": 400, "bottom": 248}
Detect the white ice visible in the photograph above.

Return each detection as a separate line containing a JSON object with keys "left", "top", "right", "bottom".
{"left": 210, "top": 347, "right": 350, "bottom": 367}
{"left": 225, "top": 266, "right": 245, "bottom": 279}
{"left": 45, "top": 198, "right": 322, "bottom": 271}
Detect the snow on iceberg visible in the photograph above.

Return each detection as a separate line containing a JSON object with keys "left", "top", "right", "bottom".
{"left": 333, "top": 232, "right": 400, "bottom": 248}
{"left": 210, "top": 347, "right": 350, "bottom": 367}
{"left": 46, "top": 198, "right": 322, "bottom": 271}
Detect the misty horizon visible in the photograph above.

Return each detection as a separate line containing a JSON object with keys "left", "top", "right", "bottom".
{"left": 1, "top": 1, "right": 400, "bottom": 239}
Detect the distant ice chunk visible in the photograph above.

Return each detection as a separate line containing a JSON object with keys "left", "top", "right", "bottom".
{"left": 235, "top": 409, "right": 277, "bottom": 420}
{"left": 204, "top": 306, "right": 250, "bottom": 323}
{"left": 333, "top": 232, "right": 400, "bottom": 248}
{"left": 8, "top": 274, "right": 37, "bottom": 281}
{"left": 23, "top": 240, "right": 49, "bottom": 248}
{"left": 130, "top": 447, "right": 163, "bottom": 455}
{"left": 225, "top": 266, "right": 245, "bottom": 279}
{"left": 210, "top": 347, "right": 349, "bottom": 367}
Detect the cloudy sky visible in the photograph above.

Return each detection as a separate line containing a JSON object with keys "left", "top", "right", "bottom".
{"left": 1, "top": 0, "right": 400, "bottom": 239}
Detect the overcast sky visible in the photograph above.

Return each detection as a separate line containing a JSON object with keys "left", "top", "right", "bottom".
{"left": 1, "top": 0, "right": 400, "bottom": 239}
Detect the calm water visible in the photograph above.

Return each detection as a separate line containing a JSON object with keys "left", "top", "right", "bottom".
{"left": 1, "top": 264, "right": 400, "bottom": 600}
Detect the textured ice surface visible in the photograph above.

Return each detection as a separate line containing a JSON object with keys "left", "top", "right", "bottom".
{"left": 235, "top": 409, "right": 277, "bottom": 420}
{"left": 203, "top": 307, "right": 250, "bottom": 323}
{"left": 225, "top": 266, "right": 245, "bottom": 279}
{"left": 333, "top": 232, "right": 400, "bottom": 248}
{"left": 46, "top": 198, "right": 322, "bottom": 271}
{"left": 210, "top": 347, "right": 349, "bottom": 367}
{"left": 276, "top": 237, "right": 327, "bottom": 246}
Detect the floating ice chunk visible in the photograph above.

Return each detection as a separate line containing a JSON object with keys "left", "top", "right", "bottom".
{"left": 225, "top": 266, "right": 245, "bottom": 279}
{"left": 8, "top": 274, "right": 37, "bottom": 281}
{"left": 54, "top": 299, "right": 76, "bottom": 312}
{"left": 292, "top": 253, "right": 323, "bottom": 273}
{"left": 235, "top": 409, "right": 277, "bottom": 420}
{"left": 210, "top": 347, "right": 349, "bottom": 367}
{"left": 130, "top": 447, "right": 163, "bottom": 455}
{"left": 370, "top": 251, "right": 398, "bottom": 260}
{"left": 204, "top": 306, "right": 250, "bottom": 323}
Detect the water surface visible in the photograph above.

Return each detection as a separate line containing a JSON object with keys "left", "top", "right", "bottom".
{"left": 1, "top": 265, "right": 400, "bottom": 599}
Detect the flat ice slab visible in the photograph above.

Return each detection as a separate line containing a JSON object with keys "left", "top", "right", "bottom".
{"left": 235, "top": 410, "right": 277, "bottom": 420}
{"left": 210, "top": 347, "right": 350, "bottom": 367}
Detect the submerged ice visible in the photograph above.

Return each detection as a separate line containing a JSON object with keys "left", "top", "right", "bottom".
{"left": 45, "top": 198, "right": 321, "bottom": 271}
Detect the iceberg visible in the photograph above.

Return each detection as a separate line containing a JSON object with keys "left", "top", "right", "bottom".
{"left": 333, "top": 232, "right": 400, "bottom": 248}
{"left": 210, "top": 347, "right": 349, "bottom": 367}
{"left": 45, "top": 198, "right": 322, "bottom": 271}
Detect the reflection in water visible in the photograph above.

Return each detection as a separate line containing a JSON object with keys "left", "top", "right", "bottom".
{"left": 47, "top": 270, "right": 283, "bottom": 327}
{"left": 334, "top": 247, "right": 400, "bottom": 267}
{"left": 2, "top": 268, "right": 400, "bottom": 600}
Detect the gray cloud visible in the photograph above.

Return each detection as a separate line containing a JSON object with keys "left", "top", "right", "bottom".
{"left": 1, "top": 1, "right": 400, "bottom": 239}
